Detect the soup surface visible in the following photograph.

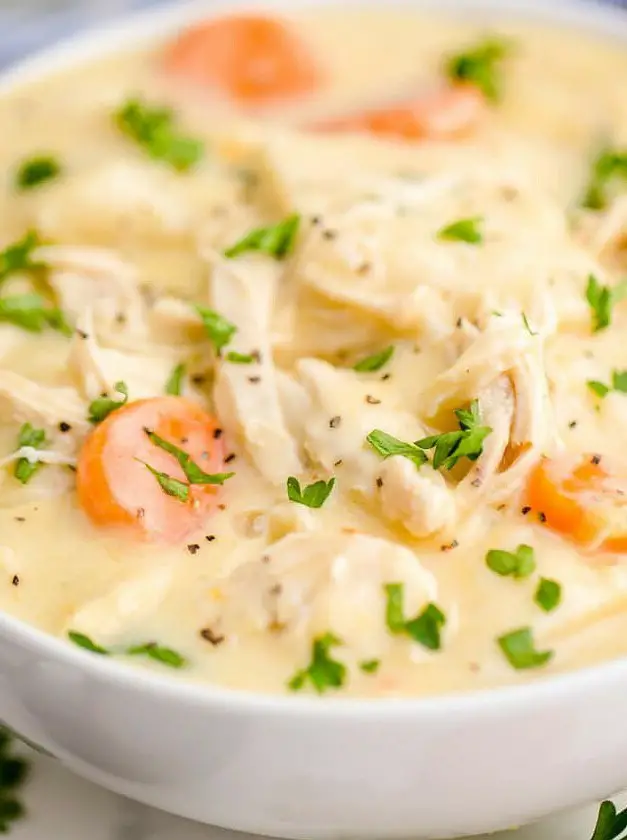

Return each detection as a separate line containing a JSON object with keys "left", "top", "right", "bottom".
{"left": 0, "top": 4, "right": 627, "bottom": 697}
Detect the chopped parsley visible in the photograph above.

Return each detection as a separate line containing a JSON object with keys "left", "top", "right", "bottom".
{"left": 589, "top": 799, "right": 627, "bottom": 840}
{"left": 15, "top": 155, "right": 61, "bottom": 190}
{"left": 127, "top": 642, "right": 186, "bottom": 669}
{"left": 140, "top": 462, "right": 190, "bottom": 501}
{"left": 582, "top": 147, "right": 627, "bottom": 211}
{"left": 68, "top": 631, "right": 110, "bottom": 655}
{"left": 0, "top": 231, "right": 42, "bottom": 285}
{"left": 87, "top": 381, "right": 129, "bottom": 424}
{"left": 497, "top": 627, "right": 553, "bottom": 670}
{"left": 145, "top": 429, "right": 234, "bottom": 486}
{"left": 586, "top": 274, "right": 627, "bottom": 332}
{"left": 416, "top": 400, "right": 492, "bottom": 471}
{"left": 485, "top": 544, "right": 536, "bottom": 579}
{"left": 224, "top": 214, "right": 300, "bottom": 260}
{"left": 13, "top": 423, "right": 46, "bottom": 485}
{"left": 354, "top": 345, "right": 395, "bottom": 372}
{"left": 165, "top": 363, "right": 185, "bottom": 396}
{"left": 446, "top": 37, "right": 510, "bottom": 102}
{"left": 535, "top": 578, "right": 562, "bottom": 613}
{"left": 225, "top": 351, "right": 255, "bottom": 364}
{"left": 115, "top": 98, "right": 203, "bottom": 171}
{"left": 286, "top": 476, "right": 335, "bottom": 508}
{"left": 438, "top": 216, "right": 484, "bottom": 244}
{"left": 288, "top": 632, "right": 346, "bottom": 693}
{"left": 194, "top": 305, "right": 237, "bottom": 354}
{"left": 0, "top": 293, "right": 70, "bottom": 336}
{"left": 0, "top": 728, "right": 30, "bottom": 833}
{"left": 587, "top": 370, "right": 627, "bottom": 399}
{"left": 359, "top": 659, "right": 381, "bottom": 674}
{"left": 366, "top": 430, "right": 427, "bottom": 468}
{"left": 384, "top": 583, "right": 447, "bottom": 651}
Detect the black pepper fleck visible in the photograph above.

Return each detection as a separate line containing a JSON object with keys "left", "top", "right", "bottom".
{"left": 310, "top": 215, "right": 322, "bottom": 226}
{"left": 76, "top": 329, "right": 89, "bottom": 340}
{"left": 381, "top": 373, "right": 391, "bottom": 381}
{"left": 11, "top": 575, "right": 19, "bottom": 587}
{"left": 224, "top": 453, "right": 237, "bottom": 464}
{"left": 365, "top": 395, "right": 381, "bottom": 405}
{"left": 14, "top": 516, "right": 25, "bottom": 523}
{"left": 59, "top": 421, "right": 72, "bottom": 433}
{"left": 261, "top": 554, "right": 271, "bottom": 563}
{"left": 115, "top": 312, "right": 127, "bottom": 325}
{"left": 538, "top": 511, "right": 547, "bottom": 523}
{"left": 471, "top": 478, "right": 482, "bottom": 488}
{"left": 591, "top": 454, "right": 602, "bottom": 465}
{"left": 218, "top": 503, "right": 227, "bottom": 511}
{"left": 136, "top": 507, "right": 145, "bottom": 520}
{"left": 200, "top": 627, "right": 225, "bottom": 646}
{"left": 334, "top": 459, "right": 343, "bottom": 467}
{"left": 521, "top": 506, "right": 531, "bottom": 515}
{"left": 213, "top": 428, "right": 223, "bottom": 440}
{"left": 248, "top": 376, "right": 261, "bottom": 384}
{"left": 191, "top": 373, "right": 207, "bottom": 385}
{"left": 205, "top": 535, "right": 216, "bottom": 542}
{"left": 376, "top": 477, "right": 383, "bottom": 488}
{"left": 440, "top": 539, "right": 459, "bottom": 552}
{"left": 568, "top": 420, "right": 578, "bottom": 429}
{"left": 187, "top": 543, "right": 200, "bottom": 555}
{"left": 322, "top": 229, "right": 338, "bottom": 241}
{"left": 329, "top": 415, "right": 342, "bottom": 429}
{"left": 456, "top": 317, "right": 463, "bottom": 329}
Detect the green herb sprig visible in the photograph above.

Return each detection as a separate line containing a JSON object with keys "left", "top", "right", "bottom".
{"left": 0, "top": 727, "right": 30, "bottom": 833}
{"left": 446, "top": 37, "right": 510, "bottom": 102}
{"left": 115, "top": 98, "right": 203, "bottom": 171}
{"left": 13, "top": 423, "right": 47, "bottom": 485}
{"left": 288, "top": 632, "right": 346, "bottom": 693}
{"left": 286, "top": 476, "right": 335, "bottom": 508}
{"left": 87, "top": 381, "right": 129, "bottom": 424}
{"left": 224, "top": 214, "right": 300, "bottom": 260}
{"left": 385, "top": 583, "right": 447, "bottom": 651}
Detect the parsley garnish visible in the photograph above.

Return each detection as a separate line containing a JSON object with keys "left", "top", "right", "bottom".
{"left": 0, "top": 231, "right": 42, "bottom": 285}
{"left": 13, "top": 423, "right": 46, "bottom": 485}
{"left": 194, "top": 305, "right": 237, "bottom": 354}
{"left": 586, "top": 275, "right": 627, "bottom": 332}
{"left": 587, "top": 370, "right": 627, "bottom": 399}
{"left": 127, "top": 642, "right": 186, "bottom": 669}
{"left": 590, "top": 800, "right": 627, "bottom": 840}
{"left": 354, "top": 345, "right": 395, "bottom": 372}
{"left": 416, "top": 400, "right": 491, "bottom": 471}
{"left": 87, "top": 381, "right": 129, "bottom": 424}
{"left": 0, "top": 293, "right": 70, "bottom": 335}
{"left": 115, "top": 98, "right": 203, "bottom": 171}
{"left": 497, "top": 627, "right": 553, "bottom": 670}
{"left": 521, "top": 311, "right": 538, "bottom": 335}
{"left": 140, "top": 462, "right": 190, "bottom": 501}
{"left": 437, "top": 216, "right": 484, "bottom": 244}
{"left": 0, "top": 727, "right": 30, "bottom": 832}
{"left": 446, "top": 37, "right": 510, "bottom": 102}
{"left": 68, "top": 631, "right": 110, "bottom": 655}
{"left": 359, "top": 659, "right": 381, "bottom": 674}
{"left": 15, "top": 155, "right": 61, "bottom": 190}
{"left": 288, "top": 632, "right": 346, "bottom": 693}
{"left": 485, "top": 544, "right": 536, "bottom": 579}
{"left": 366, "top": 430, "right": 428, "bottom": 468}
{"left": 286, "top": 476, "right": 335, "bottom": 508}
{"left": 145, "top": 429, "right": 234, "bottom": 486}
{"left": 224, "top": 214, "right": 300, "bottom": 260}
{"left": 225, "top": 351, "right": 255, "bottom": 364}
{"left": 582, "top": 148, "right": 627, "bottom": 211}
{"left": 535, "top": 578, "right": 562, "bottom": 613}
{"left": 384, "top": 583, "right": 446, "bottom": 651}
{"left": 165, "top": 363, "right": 185, "bottom": 396}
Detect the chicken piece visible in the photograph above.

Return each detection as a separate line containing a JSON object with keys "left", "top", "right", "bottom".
{"left": 206, "top": 531, "right": 440, "bottom": 661}
{"left": 0, "top": 370, "right": 88, "bottom": 432}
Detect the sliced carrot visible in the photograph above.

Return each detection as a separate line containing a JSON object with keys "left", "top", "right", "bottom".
{"left": 526, "top": 456, "right": 627, "bottom": 553}
{"left": 162, "top": 14, "right": 323, "bottom": 104}
{"left": 314, "top": 84, "right": 486, "bottom": 142}
{"left": 77, "top": 397, "right": 226, "bottom": 543}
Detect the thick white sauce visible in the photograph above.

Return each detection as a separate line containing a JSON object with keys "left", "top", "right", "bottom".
{"left": 0, "top": 7, "right": 626, "bottom": 697}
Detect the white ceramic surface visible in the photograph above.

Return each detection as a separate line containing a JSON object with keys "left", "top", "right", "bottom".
{"left": 1, "top": 1, "right": 627, "bottom": 838}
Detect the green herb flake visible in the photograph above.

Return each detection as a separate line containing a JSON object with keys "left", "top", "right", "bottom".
{"left": 485, "top": 544, "right": 536, "bottom": 579}
{"left": 286, "top": 476, "right": 335, "bottom": 509}
{"left": 139, "top": 461, "right": 190, "bottom": 502}
{"left": 145, "top": 429, "right": 234, "bottom": 486}
{"left": 416, "top": 399, "right": 492, "bottom": 471}
{"left": 535, "top": 578, "right": 562, "bottom": 613}
{"left": 588, "top": 380, "right": 611, "bottom": 399}
{"left": 521, "top": 311, "right": 538, "bottom": 336}
{"left": 359, "top": 659, "right": 381, "bottom": 674}
{"left": 224, "top": 214, "right": 300, "bottom": 260}
{"left": 13, "top": 423, "right": 46, "bottom": 485}
{"left": 582, "top": 148, "right": 627, "bottom": 211}
{"left": 15, "top": 155, "right": 62, "bottom": 190}
{"left": 446, "top": 38, "right": 510, "bottom": 102}
{"left": 437, "top": 216, "right": 484, "bottom": 245}
{"left": 497, "top": 627, "right": 553, "bottom": 670}
{"left": 0, "top": 727, "right": 30, "bottom": 833}
{"left": 288, "top": 632, "right": 346, "bottom": 694}
{"left": 0, "top": 231, "right": 42, "bottom": 284}
{"left": 384, "top": 583, "right": 447, "bottom": 651}
{"left": 589, "top": 799, "right": 627, "bottom": 840}
{"left": 586, "top": 275, "right": 627, "bottom": 333}
{"left": 194, "top": 305, "right": 237, "bottom": 354}
{"left": 354, "top": 345, "right": 395, "bottom": 373}
{"left": 588, "top": 370, "right": 627, "bottom": 400}
{"left": 127, "top": 642, "right": 186, "bottom": 669}
{"left": 165, "top": 363, "right": 185, "bottom": 396}
{"left": 88, "top": 381, "right": 129, "bottom": 424}
{"left": 67, "top": 631, "right": 110, "bottom": 655}
{"left": 225, "top": 351, "right": 255, "bottom": 364}
{"left": 115, "top": 98, "right": 203, "bottom": 172}
{"left": 0, "top": 293, "right": 69, "bottom": 336}
{"left": 366, "top": 430, "right": 428, "bottom": 469}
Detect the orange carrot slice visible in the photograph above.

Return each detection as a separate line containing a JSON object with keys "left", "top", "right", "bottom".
{"left": 315, "top": 84, "right": 486, "bottom": 142}
{"left": 77, "top": 397, "right": 227, "bottom": 542}
{"left": 526, "top": 456, "right": 627, "bottom": 553}
{"left": 162, "top": 14, "right": 323, "bottom": 104}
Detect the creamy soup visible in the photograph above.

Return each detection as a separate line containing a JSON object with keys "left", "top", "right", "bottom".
{"left": 0, "top": 5, "right": 626, "bottom": 697}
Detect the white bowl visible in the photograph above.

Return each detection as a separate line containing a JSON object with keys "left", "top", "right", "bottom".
{"left": 2, "top": 1, "right": 627, "bottom": 837}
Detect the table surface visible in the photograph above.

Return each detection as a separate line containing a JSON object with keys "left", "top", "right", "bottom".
{"left": 1, "top": 0, "right": 627, "bottom": 836}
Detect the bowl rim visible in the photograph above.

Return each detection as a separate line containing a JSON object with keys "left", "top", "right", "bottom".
{"left": 2, "top": 0, "right": 627, "bottom": 718}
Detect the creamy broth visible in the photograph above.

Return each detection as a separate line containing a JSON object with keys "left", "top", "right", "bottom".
{"left": 0, "top": 6, "right": 626, "bottom": 697}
